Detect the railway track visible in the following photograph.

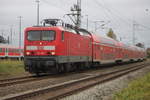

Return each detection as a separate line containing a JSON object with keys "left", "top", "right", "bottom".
{"left": 0, "top": 74, "right": 55, "bottom": 87}
{"left": 1, "top": 62, "right": 149, "bottom": 100}
{"left": 0, "top": 76, "right": 34, "bottom": 87}
{"left": 0, "top": 62, "right": 144, "bottom": 88}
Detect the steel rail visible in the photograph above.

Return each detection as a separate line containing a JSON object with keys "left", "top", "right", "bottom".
{"left": 0, "top": 76, "right": 33, "bottom": 83}
{"left": 0, "top": 74, "right": 55, "bottom": 87}
{"left": 0, "top": 77, "right": 40, "bottom": 87}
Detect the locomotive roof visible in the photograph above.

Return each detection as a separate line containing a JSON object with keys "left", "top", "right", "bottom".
{"left": 25, "top": 26, "right": 64, "bottom": 31}
{"left": 25, "top": 26, "right": 91, "bottom": 36}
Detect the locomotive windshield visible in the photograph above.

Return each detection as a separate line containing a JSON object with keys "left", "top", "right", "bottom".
{"left": 27, "top": 30, "right": 55, "bottom": 41}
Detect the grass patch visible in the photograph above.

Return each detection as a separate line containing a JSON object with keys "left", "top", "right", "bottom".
{"left": 113, "top": 72, "right": 150, "bottom": 100}
{"left": 0, "top": 60, "right": 25, "bottom": 76}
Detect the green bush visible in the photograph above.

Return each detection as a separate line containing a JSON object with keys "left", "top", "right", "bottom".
{"left": 0, "top": 60, "right": 25, "bottom": 75}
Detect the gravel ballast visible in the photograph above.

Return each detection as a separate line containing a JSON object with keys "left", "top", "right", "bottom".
{"left": 61, "top": 65, "right": 150, "bottom": 100}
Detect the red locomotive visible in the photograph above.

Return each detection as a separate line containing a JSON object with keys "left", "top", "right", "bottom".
{"left": 24, "top": 19, "right": 146, "bottom": 75}
{"left": 0, "top": 44, "right": 23, "bottom": 59}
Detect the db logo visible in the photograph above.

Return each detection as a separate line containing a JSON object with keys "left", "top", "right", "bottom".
{"left": 37, "top": 46, "right": 44, "bottom": 50}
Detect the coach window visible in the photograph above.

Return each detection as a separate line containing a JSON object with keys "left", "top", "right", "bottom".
{"left": 62, "top": 31, "right": 64, "bottom": 41}
{"left": 8, "top": 48, "right": 10, "bottom": 53}
{"left": 14, "top": 49, "right": 16, "bottom": 53}
{"left": 5, "top": 48, "right": 7, "bottom": 53}
{"left": 0, "top": 48, "right": 2, "bottom": 52}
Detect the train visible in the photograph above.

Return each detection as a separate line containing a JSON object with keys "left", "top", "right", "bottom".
{"left": 24, "top": 19, "right": 146, "bottom": 75}
{"left": 0, "top": 44, "right": 24, "bottom": 59}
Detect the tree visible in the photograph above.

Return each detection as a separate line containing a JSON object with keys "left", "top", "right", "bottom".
{"left": 106, "top": 28, "right": 117, "bottom": 40}
{"left": 146, "top": 48, "right": 150, "bottom": 58}
{"left": 0, "top": 35, "right": 5, "bottom": 43}
{"left": 0, "top": 35, "right": 7, "bottom": 43}
{"left": 135, "top": 43, "right": 145, "bottom": 48}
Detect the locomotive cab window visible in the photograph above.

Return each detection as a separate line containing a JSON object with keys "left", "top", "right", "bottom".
{"left": 27, "top": 30, "right": 55, "bottom": 41}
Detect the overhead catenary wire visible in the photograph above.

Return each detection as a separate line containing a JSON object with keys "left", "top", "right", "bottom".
{"left": 98, "top": 0, "right": 150, "bottom": 31}
{"left": 94, "top": 0, "right": 125, "bottom": 30}
{"left": 92, "top": 0, "right": 129, "bottom": 35}
{"left": 99, "top": 0, "right": 132, "bottom": 25}
{"left": 93, "top": 0, "right": 150, "bottom": 45}
{"left": 94, "top": 0, "right": 128, "bottom": 25}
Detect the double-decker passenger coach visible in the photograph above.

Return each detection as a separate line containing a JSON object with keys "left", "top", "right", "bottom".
{"left": 0, "top": 44, "right": 23, "bottom": 59}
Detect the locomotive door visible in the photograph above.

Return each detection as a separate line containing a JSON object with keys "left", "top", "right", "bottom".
{"left": 100, "top": 45, "right": 104, "bottom": 61}
{"left": 100, "top": 45, "right": 103, "bottom": 61}
{"left": 66, "top": 32, "right": 70, "bottom": 56}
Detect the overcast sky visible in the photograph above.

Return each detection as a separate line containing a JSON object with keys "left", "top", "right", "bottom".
{"left": 0, "top": 0, "right": 150, "bottom": 47}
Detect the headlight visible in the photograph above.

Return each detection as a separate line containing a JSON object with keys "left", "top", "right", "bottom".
{"left": 51, "top": 52, "right": 55, "bottom": 55}
{"left": 26, "top": 52, "right": 30, "bottom": 55}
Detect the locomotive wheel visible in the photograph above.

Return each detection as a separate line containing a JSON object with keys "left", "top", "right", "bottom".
{"left": 79, "top": 63, "right": 85, "bottom": 70}
{"left": 71, "top": 63, "right": 77, "bottom": 71}
{"left": 76, "top": 62, "right": 84, "bottom": 70}
{"left": 35, "top": 72, "right": 40, "bottom": 76}
{"left": 76, "top": 63, "right": 80, "bottom": 70}
{"left": 57, "top": 64, "right": 64, "bottom": 73}
{"left": 50, "top": 65, "right": 59, "bottom": 74}
{"left": 51, "top": 64, "right": 64, "bottom": 74}
{"left": 85, "top": 62, "right": 90, "bottom": 69}
{"left": 60, "top": 64, "right": 65, "bottom": 73}
{"left": 64, "top": 63, "right": 71, "bottom": 72}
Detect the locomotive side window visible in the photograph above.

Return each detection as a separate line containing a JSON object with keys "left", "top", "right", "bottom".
{"left": 27, "top": 30, "right": 55, "bottom": 41}
{"left": 62, "top": 31, "right": 64, "bottom": 41}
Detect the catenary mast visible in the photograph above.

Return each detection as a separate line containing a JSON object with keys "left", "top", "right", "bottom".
{"left": 66, "top": 0, "right": 81, "bottom": 28}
